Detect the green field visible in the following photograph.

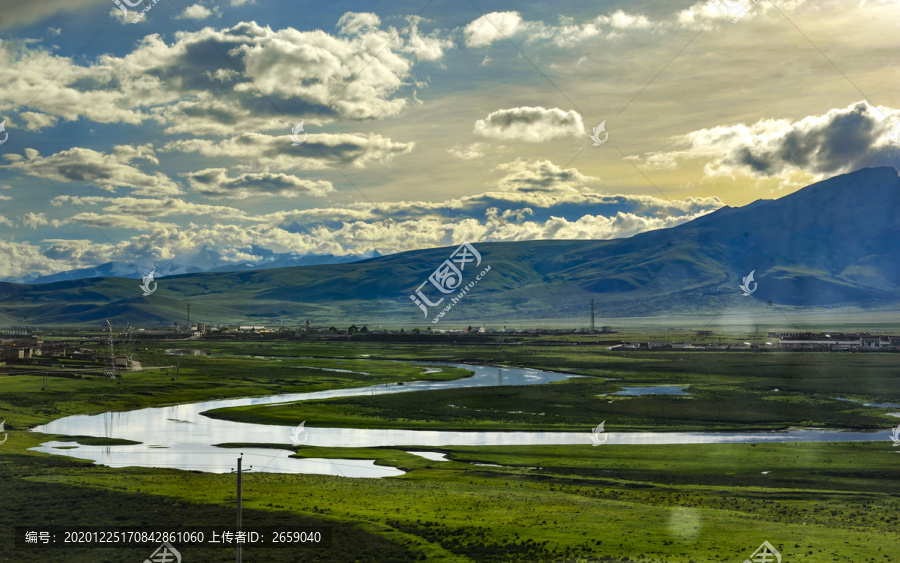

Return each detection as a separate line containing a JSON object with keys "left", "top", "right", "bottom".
{"left": 2, "top": 339, "right": 900, "bottom": 562}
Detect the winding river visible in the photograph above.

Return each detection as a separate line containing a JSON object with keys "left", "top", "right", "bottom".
{"left": 29, "top": 362, "right": 893, "bottom": 478}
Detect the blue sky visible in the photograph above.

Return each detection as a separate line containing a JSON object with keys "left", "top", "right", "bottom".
{"left": 0, "top": 0, "right": 898, "bottom": 281}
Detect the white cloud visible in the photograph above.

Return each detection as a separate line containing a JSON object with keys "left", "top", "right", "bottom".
{"left": 474, "top": 107, "right": 584, "bottom": 142}
{"left": 639, "top": 101, "right": 900, "bottom": 182}
{"left": 0, "top": 239, "right": 77, "bottom": 279}
{"left": 162, "top": 132, "right": 415, "bottom": 171}
{"left": 178, "top": 4, "right": 220, "bottom": 20}
{"left": 50, "top": 194, "right": 251, "bottom": 221}
{"left": 68, "top": 213, "right": 178, "bottom": 230}
{"left": 464, "top": 11, "right": 523, "bottom": 48}
{"left": 2, "top": 146, "right": 181, "bottom": 196}
{"left": 0, "top": 15, "right": 449, "bottom": 133}
{"left": 448, "top": 142, "right": 487, "bottom": 160}
{"left": 337, "top": 12, "right": 381, "bottom": 35}
{"left": 19, "top": 112, "right": 59, "bottom": 131}
{"left": 493, "top": 158, "right": 598, "bottom": 194}
{"left": 22, "top": 212, "right": 49, "bottom": 228}
{"left": 183, "top": 168, "right": 335, "bottom": 199}
{"left": 403, "top": 16, "right": 455, "bottom": 61}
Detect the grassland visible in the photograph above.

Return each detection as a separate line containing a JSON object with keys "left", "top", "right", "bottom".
{"left": 2, "top": 339, "right": 900, "bottom": 562}
{"left": 205, "top": 347, "right": 900, "bottom": 432}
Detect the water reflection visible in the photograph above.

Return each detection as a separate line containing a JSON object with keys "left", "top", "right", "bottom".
{"left": 614, "top": 386, "right": 690, "bottom": 396}
{"left": 29, "top": 363, "right": 573, "bottom": 477}
{"left": 28, "top": 363, "right": 890, "bottom": 478}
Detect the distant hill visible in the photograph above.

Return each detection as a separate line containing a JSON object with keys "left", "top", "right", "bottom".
{"left": 5, "top": 251, "right": 382, "bottom": 284}
{"left": 1, "top": 167, "right": 899, "bottom": 327}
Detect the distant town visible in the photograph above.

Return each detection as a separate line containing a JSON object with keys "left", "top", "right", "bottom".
{"left": 3, "top": 323, "right": 899, "bottom": 381}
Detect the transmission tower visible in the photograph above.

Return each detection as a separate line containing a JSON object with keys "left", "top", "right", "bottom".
{"left": 103, "top": 321, "right": 137, "bottom": 378}
{"left": 105, "top": 320, "right": 117, "bottom": 379}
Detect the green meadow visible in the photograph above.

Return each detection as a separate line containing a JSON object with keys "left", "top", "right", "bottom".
{"left": 2, "top": 339, "right": 900, "bottom": 562}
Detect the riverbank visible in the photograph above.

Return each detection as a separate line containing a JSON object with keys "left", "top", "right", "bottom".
{"left": 201, "top": 349, "right": 900, "bottom": 433}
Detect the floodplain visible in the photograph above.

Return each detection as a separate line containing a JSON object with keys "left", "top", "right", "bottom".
{"left": 2, "top": 334, "right": 899, "bottom": 562}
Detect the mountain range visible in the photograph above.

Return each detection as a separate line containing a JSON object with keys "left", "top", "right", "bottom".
{"left": 4, "top": 250, "right": 383, "bottom": 284}
{"left": 1, "top": 167, "right": 899, "bottom": 327}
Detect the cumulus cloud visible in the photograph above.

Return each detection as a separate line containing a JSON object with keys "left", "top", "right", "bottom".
{"left": 474, "top": 107, "right": 584, "bottom": 142}
{"left": 640, "top": 101, "right": 900, "bottom": 182}
{"left": 464, "top": 11, "right": 523, "bottom": 47}
{"left": 493, "top": 158, "right": 597, "bottom": 194}
{"left": 184, "top": 168, "right": 335, "bottom": 199}
{"left": 676, "top": 0, "right": 809, "bottom": 29}
{"left": 462, "top": 8, "right": 664, "bottom": 49}
{"left": 22, "top": 212, "right": 49, "bottom": 228}
{"left": 0, "top": 15, "right": 449, "bottom": 133}
{"left": 2, "top": 146, "right": 181, "bottom": 196}
{"left": 403, "top": 15, "right": 455, "bottom": 61}
{"left": 19, "top": 112, "right": 59, "bottom": 131}
{"left": 0, "top": 239, "right": 78, "bottom": 280}
{"left": 459, "top": 3, "right": 829, "bottom": 49}
{"left": 178, "top": 4, "right": 220, "bottom": 20}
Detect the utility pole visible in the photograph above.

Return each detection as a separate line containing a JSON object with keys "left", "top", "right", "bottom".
{"left": 187, "top": 302, "right": 191, "bottom": 330}
{"left": 231, "top": 454, "right": 251, "bottom": 563}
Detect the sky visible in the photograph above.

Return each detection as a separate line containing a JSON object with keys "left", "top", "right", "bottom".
{"left": 0, "top": 0, "right": 898, "bottom": 282}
